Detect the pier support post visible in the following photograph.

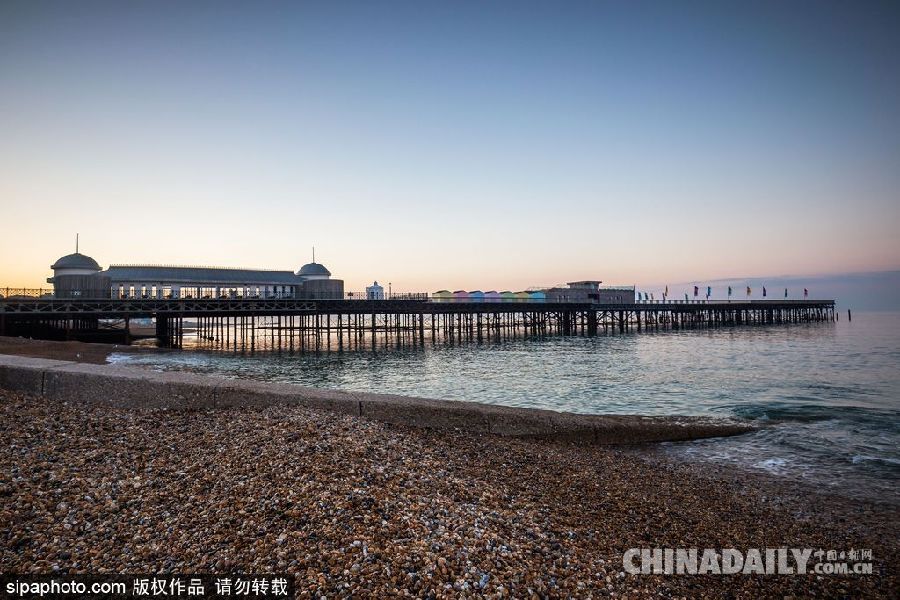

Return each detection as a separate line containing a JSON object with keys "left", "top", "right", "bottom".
{"left": 156, "top": 316, "right": 170, "bottom": 347}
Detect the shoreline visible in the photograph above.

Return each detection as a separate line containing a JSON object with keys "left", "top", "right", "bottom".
{"left": 1, "top": 337, "right": 895, "bottom": 506}
{"left": 0, "top": 351, "right": 756, "bottom": 444}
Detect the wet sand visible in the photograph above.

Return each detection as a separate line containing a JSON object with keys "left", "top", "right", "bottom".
{"left": 0, "top": 335, "right": 164, "bottom": 365}
{"left": 1, "top": 390, "right": 896, "bottom": 598}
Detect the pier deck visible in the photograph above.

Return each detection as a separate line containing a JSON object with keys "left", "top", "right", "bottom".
{"left": 0, "top": 297, "right": 836, "bottom": 348}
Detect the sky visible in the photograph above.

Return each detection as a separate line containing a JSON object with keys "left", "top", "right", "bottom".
{"left": 1, "top": 0, "right": 899, "bottom": 294}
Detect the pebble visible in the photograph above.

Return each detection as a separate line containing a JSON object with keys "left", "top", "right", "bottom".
{"left": 0, "top": 390, "right": 895, "bottom": 598}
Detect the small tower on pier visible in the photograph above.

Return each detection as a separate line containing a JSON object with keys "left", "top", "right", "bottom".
{"left": 48, "top": 235, "right": 109, "bottom": 298}
{"left": 366, "top": 281, "right": 385, "bottom": 300}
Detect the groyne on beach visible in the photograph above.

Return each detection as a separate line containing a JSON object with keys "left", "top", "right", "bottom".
{"left": 0, "top": 352, "right": 751, "bottom": 444}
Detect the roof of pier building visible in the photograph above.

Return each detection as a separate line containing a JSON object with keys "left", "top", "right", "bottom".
{"left": 297, "top": 262, "right": 331, "bottom": 278}
{"left": 51, "top": 252, "right": 102, "bottom": 271}
{"left": 102, "top": 265, "right": 303, "bottom": 285}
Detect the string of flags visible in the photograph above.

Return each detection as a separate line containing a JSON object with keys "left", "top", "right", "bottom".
{"left": 637, "top": 285, "right": 812, "bottom": 301}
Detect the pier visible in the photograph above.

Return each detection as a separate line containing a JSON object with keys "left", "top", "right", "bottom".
{"left": 0, "top": 295, "right": 836, "bottom": 349}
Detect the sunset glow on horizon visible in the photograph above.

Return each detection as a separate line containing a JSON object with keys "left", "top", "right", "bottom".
{"left": 2, "top": 1, "right": 899, "bottom": 292}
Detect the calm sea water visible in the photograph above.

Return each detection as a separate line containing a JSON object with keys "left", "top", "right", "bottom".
{"left": 110, "top": 311, "right": 900, "bottom": 505}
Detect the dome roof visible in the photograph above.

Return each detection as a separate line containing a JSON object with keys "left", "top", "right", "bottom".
{"left": 51, "top": 252, "right": 101, "bottom": 271}
{"left": 297, "top": 262, "right": 331, "bottom": 277}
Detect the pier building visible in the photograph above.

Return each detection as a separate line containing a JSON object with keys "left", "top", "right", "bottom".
{"left": 544, "top": 281, "right": 635, "bottom": 304}
{"left": 47, "top": 250, "right": 343, "bottom": 300}
{"left": 431, "top": 281, "right": 635, "bottom": 304}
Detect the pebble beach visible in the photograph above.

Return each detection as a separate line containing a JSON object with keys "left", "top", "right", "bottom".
{"left": 1, "top": 389, "right": 897, "bottom": 598}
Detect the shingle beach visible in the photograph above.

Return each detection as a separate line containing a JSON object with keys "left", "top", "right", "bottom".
{"left": 1, "top": 389, "right": 896, "bottom": 598}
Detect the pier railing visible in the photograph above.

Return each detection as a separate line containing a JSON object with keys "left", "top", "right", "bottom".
{"left": 0, "top": 288, "right": 54, "bottom": 299}
{"left": 345, "top": 292, "right": 430, "bottom": 301}
{"left": 635, "top": 298, "right": 824, "bottom": 305}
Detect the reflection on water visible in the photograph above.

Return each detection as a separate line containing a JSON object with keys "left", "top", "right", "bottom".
{"left": 113, "top": 312, "right": 900, "bottom": 505}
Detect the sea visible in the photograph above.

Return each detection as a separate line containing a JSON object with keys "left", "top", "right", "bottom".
{"left": 109, "top": 311, "right": 900, "bottom": 506}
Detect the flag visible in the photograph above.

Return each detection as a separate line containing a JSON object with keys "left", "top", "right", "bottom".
{"left": 707, "top": 286, "right": 711, "bottom": 298}
{"left": 665, "top": 285, "right": 669, "bottom": 296}
{"left": 685, "top": 293, "right": 689, "bottom": 301}
{"left": 694, "top": 285, "right": 699, "bottom": 297}
{"left": 784, "top": 288, "right": 788, "bottom": 298}
{"left": 763, "top": 286, "right": 767, "bottom": 297}
{"left": 728, "top": 286, "right": 732, "bottom": 297}
{"left": 804, "top": 288, "right": 808, "bottom": 298}
{"left": 746, "top": 286, "right": 751, "bottom": 296}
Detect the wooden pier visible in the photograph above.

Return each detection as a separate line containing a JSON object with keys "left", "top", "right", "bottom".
{"left": 0, "top": 297, "right": 836, "bottom": 349}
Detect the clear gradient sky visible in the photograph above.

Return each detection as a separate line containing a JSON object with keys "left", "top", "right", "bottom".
{"left": 1, "top": 0, "right": 899, "bottom": 292}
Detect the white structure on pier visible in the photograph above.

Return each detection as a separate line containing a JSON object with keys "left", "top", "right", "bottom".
{"left": 366, "top": 281, "right": 385, "bottom": 300}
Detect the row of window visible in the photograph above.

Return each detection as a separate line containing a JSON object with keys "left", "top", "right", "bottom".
{"left": 115, "top": 285, "right": 295, "bottom": 299}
